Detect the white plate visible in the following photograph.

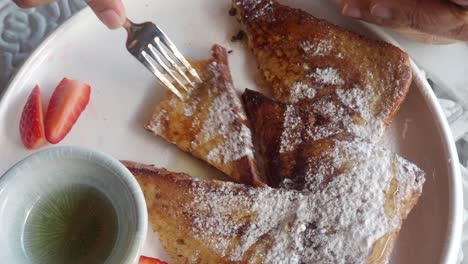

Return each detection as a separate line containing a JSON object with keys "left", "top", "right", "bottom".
{"left": 0, "top": 0, "right": 462, "bottom": 263}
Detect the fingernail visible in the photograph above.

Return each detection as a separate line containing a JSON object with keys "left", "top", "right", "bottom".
{"left": 97, "top": 9, "right": 122, "bottom": 29}
{"left": 370, "top": 3, "right": 392, "bottom": 19}
{"left": 451, "top": 0, "right": 468, "bottom": 4}
{"left": 342, "top": 3, "right": 362, "bottom": 18}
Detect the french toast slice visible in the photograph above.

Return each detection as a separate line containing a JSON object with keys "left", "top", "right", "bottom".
{"left": 123, "top": 161, "right": 300, "bottom": 264}
{"left": 231, "top": 0, "right": 413, "bottom": 141}
{"left": 124, "top": 160, "right": 424, "bottom": 264}
{"left": 243, "top": 89, "right": 425, "bottom": 263}
{"left": 145, "top": 45, "right": 263, "bottom": 186}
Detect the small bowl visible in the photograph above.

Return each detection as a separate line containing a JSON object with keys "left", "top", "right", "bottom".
{"left": 0, "top": 146, "right": 147, "bottom": 264}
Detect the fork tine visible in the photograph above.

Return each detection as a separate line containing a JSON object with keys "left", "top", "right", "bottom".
{"left": 152, "top": 26, "right": 203, "bottom": 83}
{"left": 153, "top": 38, "right": 196, "bottom": 89}
{"left": 147, "top": 44, "right": 190, "bottom": 93}
{"left": 141, "top": 50, "right": 184, "bottom": 100}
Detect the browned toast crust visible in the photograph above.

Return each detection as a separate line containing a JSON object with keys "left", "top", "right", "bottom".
{"left": 145, "top": 45, "right": 264, "bottom": 186}
{"left": 232, "top": 0, "right": 412, "bottom": 141}
{"left": 243, "top": 89, "right": 313, "bottom": 187}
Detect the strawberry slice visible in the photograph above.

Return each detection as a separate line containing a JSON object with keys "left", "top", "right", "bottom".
{"left": 139, "top": 256, "right": 168, "bottom": 264}
{"left": 44, "top": 78, "right": 91, "bottom": 144}
{"left": 19, "top": 85, "right": 47, "bottom": 149}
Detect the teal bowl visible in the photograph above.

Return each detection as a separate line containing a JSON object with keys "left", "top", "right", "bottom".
{"left": 0, "top": 147, "right": 147, "bottom": 264}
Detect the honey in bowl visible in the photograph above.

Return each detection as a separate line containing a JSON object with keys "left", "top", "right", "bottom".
{"left": 22, "top": 184, "right": 118, "bottom": 264}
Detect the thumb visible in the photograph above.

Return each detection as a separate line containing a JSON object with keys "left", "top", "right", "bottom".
{"left": 87, "top": 0, "right": 126, "bottom": 29}
{"left": 342, "top": 0, "right": 468, "bottom": 41}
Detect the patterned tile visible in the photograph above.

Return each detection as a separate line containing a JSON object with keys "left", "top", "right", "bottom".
{"left": 0, "top": 0, "right": 85, "bottom": 88}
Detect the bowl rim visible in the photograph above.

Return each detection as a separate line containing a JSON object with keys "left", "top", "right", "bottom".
{"left": 0, "top": 146, "right": 148, "bottom": 264}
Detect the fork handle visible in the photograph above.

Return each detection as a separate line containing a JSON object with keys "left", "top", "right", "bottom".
{"left": 123, "top": 18, "right": 134, "bottom": 31}
{"left": 123, "top": 18, "right": 143, "bottom": 44}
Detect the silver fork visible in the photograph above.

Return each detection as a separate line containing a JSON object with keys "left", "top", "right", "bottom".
{"left": 123, "top": 18, "right": 202, "bottom": 100}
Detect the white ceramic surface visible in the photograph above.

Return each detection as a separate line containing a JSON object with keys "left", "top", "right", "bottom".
{"left": 0, "top": 0, "right": 462, "bottom": 263}
{"left": 0, "top": 146, "right": 147, "bottom": 264}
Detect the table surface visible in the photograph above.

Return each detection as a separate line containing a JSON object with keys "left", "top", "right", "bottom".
{"left": 1, "top": 0, "right": 468, "bottom": 263}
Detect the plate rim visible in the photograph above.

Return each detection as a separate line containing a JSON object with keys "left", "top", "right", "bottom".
{"left": 363, "top": 22, "right": 464, "bottom": 264}
{"left": 0, "top": 3, "right": 462, "bottom": 263}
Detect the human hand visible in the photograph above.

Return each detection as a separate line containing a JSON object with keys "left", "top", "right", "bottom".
{"left": 14, "top": 0, "right": 126, "bottom": 29}
{"left": 338, "top": 0, "right": 468, "bottom": 43}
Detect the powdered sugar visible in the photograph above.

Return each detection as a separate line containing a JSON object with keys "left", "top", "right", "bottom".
{"left": 271, "top": 137, "right": 425, "bottom": 263}
{"left": 300, "top": 39, "right": 332, "bottom": 57}
{"left": 183, "top": 97, "right": 199, "bottom": 116}
{"left": 304, "top": 86, "right": 385, "bottom": 142}
{"left": 289, "top": 82, "right": 316, "bottom": 103}
{"left": 308, "top": 67, "right": 345, "bottom": 86}
{"left": 184, "top": 137, "right": 425, "bottom": 263}
{"left": 205, "top": 123, "right": 254, "bottom": 164}
{"left": 336, "top": 86, "right": 373, "bottom": 119}
{"left": 146, "top": 109, "right": 168, "bottom": 135}
{"left": 279, "top": 105, "right": 303, "bottom": 153}
{"left": 335, "top": 87, "right": 385, "bottom": 141}
{"left": 193, "top": 62, "right": 255, "bottom": 164}
{"left": 273, "top": 138, "right": 423, "bottom": 263}
{"left": 188, "top": 182, "right": 303, "bottom": 260}
{"left": 306, "top": 121, "right": 343, "bottom": 141}
{"left": 235, "top": 0, "right": 274, "bottom": 20}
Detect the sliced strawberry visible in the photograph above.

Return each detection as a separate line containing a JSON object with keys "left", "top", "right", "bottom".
{"left": 139, "top": 256, "right": 168, "bottom": 264}
{"left": 19, "top": 85, "right": 47, "bottom": 149}
{"left": 44, "top": 78, "right": 91, "bottom": 144}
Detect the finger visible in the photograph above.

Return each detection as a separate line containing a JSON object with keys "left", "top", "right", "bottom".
{"left": 341, "top": 0, "right": 367, "bottom": 19}
{"left": 451, "top": 0, "right": 468, "bottom": 8}
{"left": 86, "top": 0, "right": 126, "bottom": 29}
{"left": 341, "top": 0, "right": 468, "bottom": 41}
{"left": 392, "top": 27, "right": 460, "bottom": 44}
{"left": 14, "top": 0, "right": 55, "bottom": 8}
